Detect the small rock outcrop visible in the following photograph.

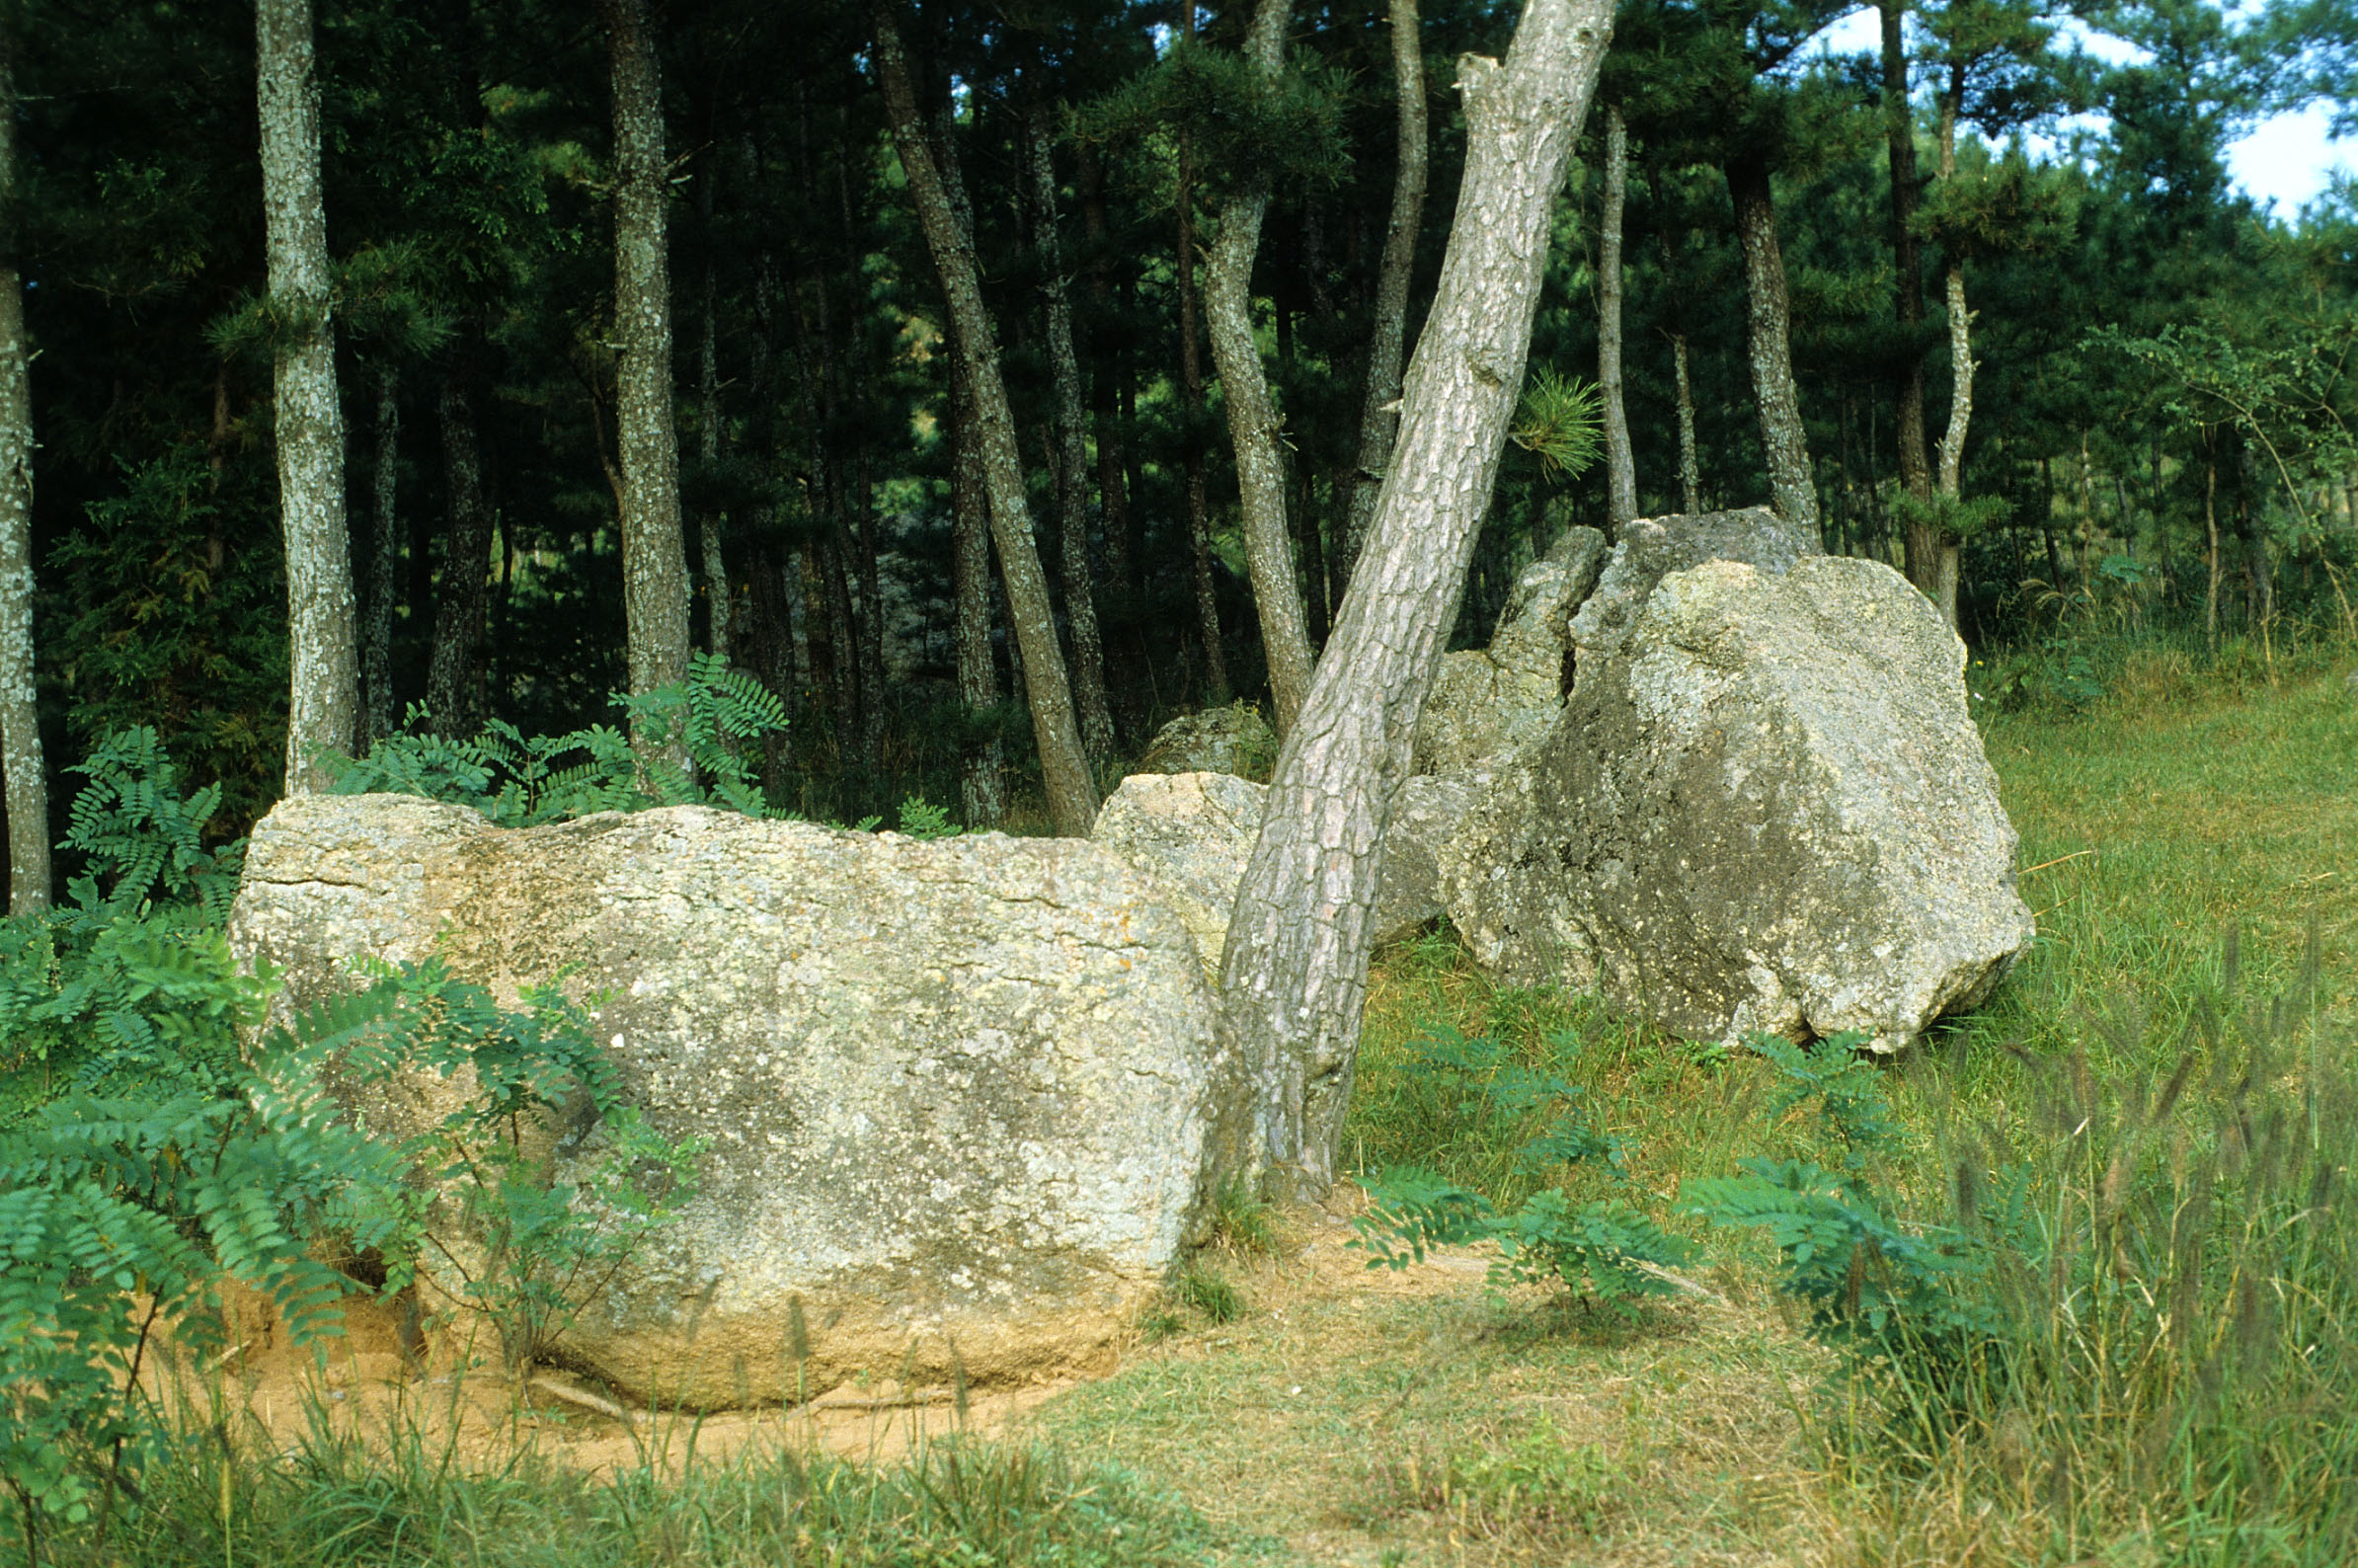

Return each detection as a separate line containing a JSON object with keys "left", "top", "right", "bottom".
{"left": 1442, "top": 554, "right": 2032, "bottom": 1052}
{"left": 1090, "top": 771, "right": 1476, "bottom": 966}
{"left": 227, "top": 795, "right": 1242, "bottom": 1409}
{"left": 1414, "top": 527, "right": 1609, "bottom": 775}
{"left": 1135, "top": 701, "right": 1278, "bottom": 779}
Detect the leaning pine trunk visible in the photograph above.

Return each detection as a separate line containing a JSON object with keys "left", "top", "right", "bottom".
{"left": 1725, "top": 152, "right": 1819, "bottom": 541}
{"left": 870, "top": 1, "right": 1097, "bottom": 836}
{"left": 0, "top": 24, "right": 49, "bottom": 911}
{"left": 1218, "top": 0, "right": 1613, "bottom": 1198}
{"left": 1929, "top": 81, "right": 1970, "bottom": 626}
{"left": 1025, "top": 106, "right": 1118, "bottom": 767}
{"left": 598, "top": 0, "right": 694, "bottom": 759}
{"left": 1598, "top": 103, "right": 1636, "bottom": 529}
{"left": 258, "top": 0, "right": 360, "bottom": 796}
{"left": 1339, "top": 0, "right": 1429, "bottom": 588}
{"left": 1204, "top": 0, "right": 1314, "bottom": 738}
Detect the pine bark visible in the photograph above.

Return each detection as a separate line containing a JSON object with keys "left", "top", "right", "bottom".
{"left": 1725, "top": 153, "right": 1819, "bottom": 540}
{"left": 426, "top": 377, "right": 496, "bottom": 737}
{"left": 1598, "top": 104, "right": 1636, "bottom": 528}
{"left": 1074, "top": 145, "right": 1136, "bottom": 604}
{"left": 362, "top": 365, "right": 400, "bottom": 746}
{"left": 1671, "top": 330, "right": 1701, "bottom": 512}
{"left": 1218, "top": 0, "right": 1613, "bottom": 1198}
{"left": 1929, "top": 83, "right": 1970, "bottom": 625}
{"left": 698, "top": 160, "right": 731, "bottom": 666}
{"left": 598, "top": 0, "right": 693, "bottom": 757}
{"left": 933, "top": 108, "right": 1006, "bottom": 828}
{"left": 1204, "top": 0, "right": 1313, "bottom": 737}
{"left": 0, "top": 26, "right": 49, "bottom": 912}
{"left": 259, "top": 0, "right": 360, "bottom": 796}
{"left": 1340, "top": 0, "right": 1429, "bottom": 594}
{"left": 1881, "top": 0, "right": 1937, "bottom": 604}
{"left": 871, "top": 2, "right": 1097, "bottom": 836}
{"left": 1176, "top": 6, "right": 1228, "bottom": 703}
{"left": 1025, "top": 106, "right": 1117, "bottom": 768}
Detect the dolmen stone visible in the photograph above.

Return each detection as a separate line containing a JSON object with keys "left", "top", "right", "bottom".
{"left": 227, "top": 794, "right": 1242, "bottom": 1409}
{"left": 1090, "top": 771, "right": 1477, "bottom": 969}
{"left": 1414, "top": 525, "right": 1608, "bottom": 776}
{"left": 1441, "top": 551, "right": 2033, "bottom": 1052}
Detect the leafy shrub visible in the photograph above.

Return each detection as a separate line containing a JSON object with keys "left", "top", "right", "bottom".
{"left": 324, "top": 652, "right": 788, "bottom": 825}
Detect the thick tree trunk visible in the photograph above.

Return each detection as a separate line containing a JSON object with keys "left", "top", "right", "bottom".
{"left": 1881, "top": 0, "right": 1939, "bottom": 601}
{"left": 871, "top": 2, "right": 1097, "bottom": 836}
{"left": 1219, "top": 0, "right": 1612, "bottom": 1198}
{"left": 1205, "top": 0, "right": 1314, "bottom": 739}
{"left": 1725, "top": 153, "right": 1818, "bottom": 540}
{"left": 1671, "top": 330, "right": 1701, "bottom": 512}
{"left": 362, "top": 365, "right": 400, "bottom": 746}
{"left": 0, "top": 28, "right": 49, "bottom": 913}
{"left": 598, "top": 0, "right": 693, "bottom": 760}
{"left": 258, "top": 0, "right": 359, "bottom": 795}
{"left": 1599, "top": 103, "right": 1636, "bottom": 528}
{"left": 426, "top": 377, "right": 496, "bottom": 737}
{"left": 1340, "top": 0, "right": 1429, "bottom": 589}
{"left": 1026, "top": 106, "right": 1117, "bottom": 769}
{"left": 1176, "top": 7, "right": 1228, "bottom": 705}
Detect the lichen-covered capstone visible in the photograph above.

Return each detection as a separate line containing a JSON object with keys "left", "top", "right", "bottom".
{"left": 1090, "top": 771, "right": 1473, "bottom": 968}
{"left": 227, "top": 796, "right": 1242, "bottom": 1408}
{"left": 1413, "top": 526, "right": 1608, "bottom": 776}
{"left": 1568, "top": 506, "right": 1819, "bottom": 666}
{"left": 1442, "top": 554, "right": 2033, "bottom": 1052}
{"left": 1134, "top": 700, "right": 1277, "bottom": 779}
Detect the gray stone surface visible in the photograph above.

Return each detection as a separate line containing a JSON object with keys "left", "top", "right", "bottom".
{"left": 1090, "top": 771, "right": 1476, "bottom": 967}
{"left": 1135, "top": 701, "right": 1278, "bottom": 779}
{"left": 1570, "top": 507, "right": 1820, "bottom": 666}
{"left": 1443, "top": 555, "right": 2033, "bottom": 1052}
{"left": 1414, "top": 527, "right": 1608, "bottom": 776}
{"left": 227, "top": 796, "right": 1241, "bottom": 1409}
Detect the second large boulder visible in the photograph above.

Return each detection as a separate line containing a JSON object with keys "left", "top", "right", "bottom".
{"left": 1442, "top": 554, "right": 2033, "bottom": 1051}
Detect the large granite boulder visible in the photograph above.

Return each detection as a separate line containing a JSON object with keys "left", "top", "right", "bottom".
{"left": 1135, "top": 701, "right": 1277, "bottom": 779}
{"left": 1414, "top": 527, "right": 1609, "bottom": 776}
{"left": 227, "top": 795, "right": 1242, "bottom": 1409}
{"left": 1441, "top": 554, "right": 2032, "bottom": 1052}
{"left": 1090, "top": 772, "right": 1476, "bottom": 967}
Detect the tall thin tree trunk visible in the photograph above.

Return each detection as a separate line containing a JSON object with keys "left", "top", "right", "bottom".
{"left": 1176, "top": 6, "right": 1228, "bottom": 705}
{"left": 1026, "top": 106, "right": 1117, "bottom": 769}
{"left": 950, "top": 348, "right": 1005, "bottom": 828}
{"left": 1075, "top": 145, "right": 1136, "bottom": 607}
{"left": 1598, "top": 103, "right": 1636, "bottom": 528}
{"left": 871, "top": 1, "right": 1097, "bottom": 836}
{"left": 1219, "top": 0, "right": 1612, "bottom": 1198}
{"left": 1340, "top": 0, "right": 1429, "bottom": 587}
{"left": 1725, "top": 154, "right": 1818, "bottom": 540}
{"left": 1671, "top": 330, "right": 1701, "bottom": 512}
{"left": 2204, "top": 440, "right": 2221, "bottom": 656}
{"left": 0, "top": 25, "right": 49, "bottom": 912}
{"left": 598, "top": 0, "right": 692, "bottom": 762}
{"left": 835, "top": 128, "right": 888, "bottom": 770}
{"left": 362, "top": 365, "right": 400, "bottom": 745}
{"left": 698, "top": 156, "right": 730, "bottom": 666}
{"left": 258, "top": 0, "right": 359, "bottom": 795}
{"left": 1928, "top": 81, "right": 1970, "bottom": 626}
{"left": 1205, "top": 0, "right": 1314, "bottom": 738}
{"left": 427, "top": 377, "right": 496, "bottom": 737}
{"left": 1880, "top": 0, "right": 1939, "bottom": 600}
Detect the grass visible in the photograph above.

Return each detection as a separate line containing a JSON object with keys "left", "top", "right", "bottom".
{"left": 18, "top": 646, "right": 2358, "bottom": 1566}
